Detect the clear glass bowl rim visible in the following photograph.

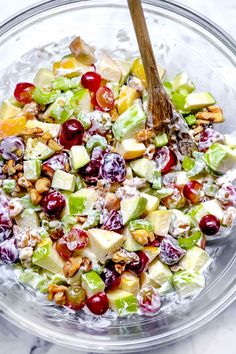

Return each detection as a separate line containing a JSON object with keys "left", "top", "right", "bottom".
{"left": 0, "top": 0, "right": 235, "bottom": 351}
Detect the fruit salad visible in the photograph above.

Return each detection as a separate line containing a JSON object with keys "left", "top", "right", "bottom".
{"left": 0, "top": 36, "right": 236, "bottom": 318}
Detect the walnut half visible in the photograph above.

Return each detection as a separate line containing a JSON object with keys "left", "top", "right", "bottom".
{"left": 63, "top": 256, "right": 92, "bottom": 278}
{"left": 131, "top": 229, "right": 155, "bottom": 245}
{"left": 48, "top": 284, "right": 67, "bottom": 306}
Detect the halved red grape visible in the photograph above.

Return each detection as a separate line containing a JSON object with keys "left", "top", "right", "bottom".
{"left": 0, "top": 137, "right": 25, "bottom": 161}
{"left": 95, "top": 87, "right": 114, "bottom": 112}
{"left": 159, "top": 235, "right": 186, "bottom": 265}
{"left": 55, "top": 237, "right": 72, "bottom": 261}
{"left": 183, "top": 180, "right": 204, "bottom": 203}
{"left": 100, "top": 153, "right": 126, "bottom": 183}
{"left": 81, "top": 71, "right": 101, "bottom": 92}
{"left": 127, "top": 251, "right": 149, "bottom": 276}
{"left": 0, "top": 226, "right": 12, "bottom": 244}
{"left": 0, "top": 194, "right": 12, "bottom": 227}
{"left": 59, "top": 119, "right": 84, "bottom": 149}
{"left": 0, "top": 238, "right": 19, "bottom": 264}
{"left": 42, "top": 153, "right": 69, "bottom": 178}
{"left": 101, "top": 262, "right": 121, "bottom": 291}
{"left": 138, "top": 286, "right": 161, "bottom": 314}
{"left": 86, "top": 292, "right": 109, "bottom": 315}
{"left": 14, "top": 82, "right": 35, "bottom": 104}
{"left": 66, "top": 285, "right": 87, "bottom": 311}
{"left": 41, "top": 191, "right": 65, "bottom": 217}
{"left": 80, "top": 147, "right": 105, "bottom": 183}
{"left": 154, "top": 147, "right": 177, "bottom": 173}
{"left": 198, "top": 128, "right": 223, "bottom": 152}
{"left": 199, "top": 214, "right": 220, "bottom": 236}
{"left": 102, "top": 211, "right": 123, "bottom": 232}
{"left": 162, "top": 185, "right": 186, "bottom": 209}
{"left": 65, "top": 228, "right": 88, "bottom": 251}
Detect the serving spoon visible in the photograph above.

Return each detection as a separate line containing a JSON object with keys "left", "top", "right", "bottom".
{"left": 127, "top": 0, "right": 195, "bottom": 155}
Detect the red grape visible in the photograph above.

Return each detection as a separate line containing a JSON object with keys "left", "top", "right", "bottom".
{"left": 59, "top": 119, "right": 84, "bottom": 149}
{"left": 183, "top": 180, "right": 204, "bottom": 203}
{"left": 162, "top": 185, "right": 186, "bottom": 209}
{"left": 42, "top": 153, "right": 69, "bottom": 178}
{"left": 138, "top": 286, "right": 161, "bottom": 314}
{"left": 41, "top": 191, "right": 65, "bottom": 217}
{"left": 81, "top": 71, "right": 101, "bottom": 92}
{"left": 100, "top": 153, "right": 126, "bottom": 183}
{"left": 14, "top": 82, "right": 35, "bottom": 104}
{"left": 65, "top": 228, "right": 88, "bottom": 251}
{"left": 102, "top": 211, "right": 123, "bottom": 232}
{"left": 154, "top": 147, "right": 177, "bottom": 173}
{"left": 80, "top": 147, "right": 105, "bottom": 183}
{"left": 101, "top": 262, "right": 121, "bottom": 291}
{"left": 86, "top": 292, "right": 109, "bottom": 315}
{"left": 0, "top": 137, "right": 25, "bottom": 161}
{"left": 55, "top": 237, "right": 72, "bottom": 261}
{"left": 0, "top": 226, "right": 12, "bottom": 244}
{"left": 159, "top": 235, "right": 186, "bottom": 265}
{"left": 0, "top": 194, "right": 12, "bottom": 227}
{"left": 127, "top": 251, "right": 149, "bottom": 276}
{"left": 95, "top": 87, "right": 114, "bottom": 111}
{"left": 199, "top": 214, "right": 220, "bottom": 236}
{"left": 66, "top": 285, "right": 87, "bottom": 311}
{"left": 0, "top": 238, "right": 19, "bottom": 264}
{"left": 198, "top": 128, "right": 223, "bottom": 152}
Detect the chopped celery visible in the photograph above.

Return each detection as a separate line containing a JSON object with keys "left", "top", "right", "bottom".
{"left": 178, "top": 230, "right": 202, "bottom": 250}
{"left": 128, "top": 219, "right": 153, "bottom": 232}
{"left": 86, "top": 135, "right": 107, "bottom": 152}
{"left": 77, "top": 111, "right": 91, "bottom": 130}
{"left": 32, "top": 87, "right": 60, "bottom": 105}
{"left": 50, "top": 91, "right": 74, "bottom": 123}
{"left": 70, "top": 88, "right": 92, "bottom": 114}
{"left": 153, "top": 133, "right": 168, "bottom": 147}
{"left": 82, "top": 210, "right": 100, "bottom": 230}
{"left": 2, "top": 179, "right": 16, "bottom": 194}
{"left": 182, "top": 156, "right": 195, "bottom": 171}
{"left": 185, "top": 114, "right": 196, "bottom": 126}
{"left": 62, "top": 215, "right": 78, "bottom": 233}
{"left": 152, "top": 170, "right": 162, "bottom": 190}
{"left": 52, "top": 77, "right": 71, "bottom": 90}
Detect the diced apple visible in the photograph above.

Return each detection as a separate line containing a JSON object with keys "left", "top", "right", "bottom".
{"left": 107, "top": 289, "right": 138, "bottom": 316}
{"left": 116, "top": 139, "right": 146, "bottom": 160}
{"left": 119, "top": 271, "right": 140, "bottom": 295}
{"left": 140, "top": 192, "right": 159, "bottom": 216}
{"left": 26, "top": 120, "right": 60, "bottom": 138}
{"left": 34, "top": 68, "right": 55, "bottom": 88}
{"left": 140, "top": 272, "right": 159, "bottom": 289}
{"left": 0, "top": 100, "right": 22, "bottom": 120}
{"left": 117, "top": 85, "right": 139, "bottom": 114}
{"left": 122, "top": 227, "right": 143, "bottom": 252}
{"left": 97, "top": 53, "right": 121, "bottom": 82}
{"left": 146, "top": 210, "right": 173, "bottom": 236}
{"left": 15, "top": 209, "right": 40, "bottom": 229}
{"left": 179, "top": 246, "right": 211, "bottom": 273}
{"left": 143, "top": 246, "right": 160, "bottom": 263}
{"left": 148, "top": 258, "right": 172, "bottom": 286}
{"left": 51, "top": 170, "right": 76, "bottom": 192}
{"left": 81, "top": 270, "right": 105, "bottom": 297}
{"left": 121, "top": 196, "right": 148, "bottom": 225}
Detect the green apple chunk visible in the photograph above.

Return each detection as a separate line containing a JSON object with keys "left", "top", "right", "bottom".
{"left": 24, "top": 138, "right": 55, "bottom": 160}
{"left": 179, "top": 246, "right": 211, "bottom": 272}
{"left": 123, "top": 227, "right": 143, "bottom": 252}
{"left": 68, "top": 188, "right": 97, "bottom": 215}
{"left": 130, "top": 158, "right": 156, "bottom": 183}
{"left": 70, "top": 88, "right": 92, "bottom": 114}
{"left": 112, "top": 104, "right": 146, "bottom": 141}
{"left": 148, "top": 258, "right": 172, "bottom": 286}
{"left": 172, "top": 72, "right": 195, "bottom": 93}
{"left": 2, "top": 179, "right": 16, "bottom": 194}
{"left": 71, "top": 145, "right": 90, "bottom": 170}
{"left": 187, "top": 199, "right": 223, "bottom": 226}
{"left": 184, "top": 92, "right": 216, "bottom": 110}
{"left": 140, "top": 193, "right": 159, "bottom": 215}
{"left": 121, "top": 196, "right": 148, "bottom": 225}
{"left": 26, "top": 120, "right": 60, "bottom": 138}
{"left": 146, "top": 210, "right": 173, "bottom": 236}
{"left": 117, "top": 59, "right": 132, "bottom": 85}
{"left": 34, "top": 68, "right": 55, "bottom": 88}
{"left": 172, "top": 270, "right": 205, "bottom": 298}
{"left": 15, "top": 209, "right": 40, "bottom": 229}
{"left": 107, "top": 289, "right": 138, "bottom": 316}
{"left": 140, "top": 272, "right": 159, "bottom": 289}
{"left": 0, "top": 99, "right": 22, "bottom": 120}
{"left": 81, "top": 270, "right": 105, "bottom": 297}
{"left": 143, "top": 246, "right": 160, "bottom": 263}
{"left": 97, "top": 53, "right": 121, "bottom": 83}
{"left": 204, "top": 143, "right": 236, "bottom": 173}
{"left": 51, "top": 170, "right": 76, "bottom": 192}
{"left": 32, "top": 239, "right": 65, "bottom": 274}
{"left": 23, "top": 160, "right": 41, "bottom": 181}
{"left": 119, "top": 272, "right": 140, "bottom": 295}
{"left": 88, "top": 228, "right": 125, "bottom": 263}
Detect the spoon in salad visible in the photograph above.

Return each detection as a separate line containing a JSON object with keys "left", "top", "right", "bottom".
{"left": 127, "top": 0, "right": 195, "bottom": 155}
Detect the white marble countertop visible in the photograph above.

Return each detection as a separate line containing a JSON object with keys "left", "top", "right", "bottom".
{"left": 0, "top": 0, "right": 235, "bottom": 353}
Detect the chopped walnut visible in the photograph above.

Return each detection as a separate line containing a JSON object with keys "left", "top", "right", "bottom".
{"left": 104, "top": 193, "right": 120, "bottom": 212}
{"left": 22, "top": 102, "right": 39, "bottom": 119}
{"left": 192, "top": 125, "right": 204, "bottom": 136}
{"left": 9, "top": 198, "right": 23, "bottom": 217}
{"left": 40, "top": 131, "right": 53, "bottom": 143}
{"left": 20, "top": 127, "right": 43, "bottom": 136}
{"left": 127, "top": 76, "right": 144, "bottom": 92}
{"left": 2, "top": 160, "right": 16, "bottom": 176}
{"left": 131, "top": 229, "right": 155, "bottom": 245}
{"left": 29, "top": 188, "right": 42, "bottom": 205}
{"left": 48, "top": 139, "right": 62, "bottom": 152}
{"left": 116, "top": 186, "right": 140, "bottom": 200}
{"left": 17, "top": 176, "right": 32, "bottom": 189}
{"left": 19, "top": 246, "right": 33, "bottom": 268}
{"left": 112, "top": 249, "right": 139, "bottom": 264}
{"left": 63, "top": 256, "right": 92, "bottom": 278}
{"left": 114, "top": 263, "right": 126, "bottom": 274}
{"left": 48, "top": 284, "right": 67, "bottom": 305}
{"left": 35, "top": 178, "right": 51, "bottom": 194}
{"left": 170, "top": 264, "right": 183, "bottom": 272}
{"left": 222, "top": 207, "right": 236, "bottom": 227}
{"left": 196, "top": 106, "right": 224, "bottom": 124}
{"left": 136, "top": 129, "right": 153, "bottom": 142}
{"left": 14, "top": 226, "right": 42, "bottom": 248}
{"left": 123, "top": 177, "right": 147, "bottom": 189}
{"left": 69, "top": 36, "right": 95, "bottom": 65}
{"left": 144, "top": 144, "right": 156, "bottom": 160}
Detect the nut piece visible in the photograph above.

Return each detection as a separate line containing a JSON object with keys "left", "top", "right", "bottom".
{"left": 20, "top": 127, "right": 43, "bottom": 136}
{"left": 131, "top": 229, "right": 155, "bottom": 246}
{"left": 110, "top": 108, "right": 119, "bottom": 122}
{"left": 2, "top": 160, "right": 16, "bottom": 176}
{"left": 48, "top": 284, "right": 67, "bottom": 305}
{"left": 136, "top": 129, "right": 153, "bottom": 142}
{"left": 104, "top": 193, "right": 120, "bottom": 212}
{"left": 48, "top": 139, "right": 62, "bottom": 152}
{"left": 69, "top": 36, "right": 95, "bottom": 65}
{"left": 112, "top": 249, "right": 139, "bottom": 264}
{"left": 23, "top": 102, "right": 39, "bottom": 120}
{"left": 192, "top": 125, "right": 204, "bottom": 136}
{"left": 9, "top": 198, "right": 23, "bottom": 217}
{"left": 63, "top": 256, "right": 92, "bottom": 278}
{"left": 17, "top": 176, "right": 32, "bottom": 189}
{"left": 114, "top": 263, "right": 126, "bottom": 274}
{"left": 196, "top": 106, "right": 224, "bottom": 124}
{"left": 40, "top": 131, "right": 53, "bottom": 143}
{"left": 35, "top": 177, "right": 51, "bottom": 194}
{"left": 29, "top": 188, "right": 42, "bottom": 205}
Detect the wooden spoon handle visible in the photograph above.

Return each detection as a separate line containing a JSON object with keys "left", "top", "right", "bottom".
{"left": 127, "top": 0, "right": 172, "bottom": 131}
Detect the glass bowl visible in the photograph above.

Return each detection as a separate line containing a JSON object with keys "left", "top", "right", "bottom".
{"left": 0, "top": 0, "right": 235, "bottom": 352}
